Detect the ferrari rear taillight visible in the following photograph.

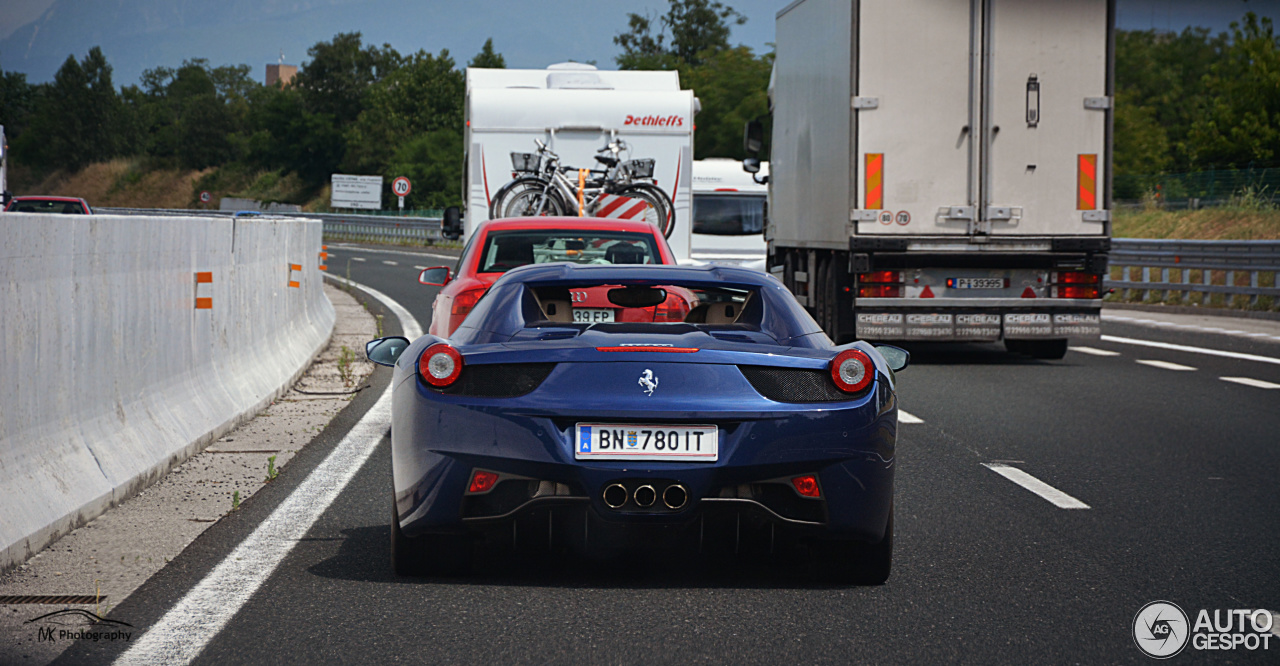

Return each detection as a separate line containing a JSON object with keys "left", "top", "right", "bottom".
{"left": 830, "top": 349, "right": 874, "bottom": 394}
{"left": 452, "top": 288, "right": 486, "bottom": 317}
{"left": 419, "top": 343, "right": 463, "bottom": 387}
{"left": 791, "top": 475, "right": 821, "bottom": 498}
{"left": 1050, "top": 271, "right": 1101, "bottom": 299}
{"left": 857, "top": 271, "right": 901, "bottom": 298}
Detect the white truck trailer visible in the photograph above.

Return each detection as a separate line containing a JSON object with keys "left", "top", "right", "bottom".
{"left": 751, "top": 0, "right": 1112, "bottom": 358}
{"left": 455, "top": 63, "right": 697, "bottom": 260}
{"left": 690, "top": 158, "right": 769, "bottom": 268}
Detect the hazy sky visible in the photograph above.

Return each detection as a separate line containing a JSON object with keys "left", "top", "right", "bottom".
{"left": 0, "top": 0, "right": 1275, "bottom": 85}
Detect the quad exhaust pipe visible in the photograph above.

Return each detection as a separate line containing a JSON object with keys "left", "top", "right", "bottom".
{"left": 662, "top": 484, "right": 688, "bottom": 510}
{"left": 600, "top": 483, "right": 689, "bottom": 510}
{"left": 603, "top": 483, "right": 628, "bottom": 508}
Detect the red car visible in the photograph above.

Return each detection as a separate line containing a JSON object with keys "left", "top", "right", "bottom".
{"left": 4, "top": 196, "right": 93, "bottom": 214}
{"left": 422, "top": 217, "right": 692, "bottom": 337}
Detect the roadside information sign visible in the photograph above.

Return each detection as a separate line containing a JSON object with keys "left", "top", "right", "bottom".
{"left": 331, "top": 174, "right": 383, "bottom": 210}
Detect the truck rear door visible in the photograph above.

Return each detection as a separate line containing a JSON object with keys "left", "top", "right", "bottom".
{"left": 984, "top": 0, "right": 1111, "bottom": 237}
{"left": 854, "top": 0, "right": 975, "bottom": 237}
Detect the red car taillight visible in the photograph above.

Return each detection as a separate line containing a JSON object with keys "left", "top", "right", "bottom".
{"left": 419, "top": 343, "right": 463, "bottom": 387}
{"left": 791, "top": 475, "right": 821, "bottom": 498}
{"left": 857, "top": 271, "right": 901, "bottom": 298}
{"left": 653, "top": 295, "right": 689, "bottom": 322}
{"left": 830, "top": 349, "right": 874, "bottom": 394}
{"left": 468, "top": 470, "right": 499, "bottom": 494}
{"left": 1050, "top": 271, "right": 1101, "bottom": 299}
{"left": 451, "top": 288, "right": 486, "bottom": 317}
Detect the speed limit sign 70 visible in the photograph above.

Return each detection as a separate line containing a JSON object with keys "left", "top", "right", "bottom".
{"left": 392, "top": 177, "right": 412, "bottom": 197}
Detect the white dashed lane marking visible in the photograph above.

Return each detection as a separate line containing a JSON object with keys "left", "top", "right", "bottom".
{"left": 898, "top": 410, "right": 923, "bottom": 424}
{"left": 1102, "top": 336, "right": 1280, "bottom": 366}
{"left": 382, "top": 260, "right": 398, "bottom": 266}
{"left": 1070, "top": 346, "right": 1120, "bottom": 357}
{"left": 350, "top": 257, "right": 366, "bottom": 262}
{"left": 414, "top": 265, "right": 428, "bottom": 270}
{"left": 982, "top": 463, "right": 1090, "bottom": 510}
{"left": 1136, "top": 359, "right": 1197, "bottom": 372}
{"left": 1220, "top": 376, "right": 1280, "bottom": 390}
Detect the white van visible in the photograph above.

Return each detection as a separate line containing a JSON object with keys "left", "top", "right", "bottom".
{"left": 463, "top": 63, "right": 698, "bottom": 261}
{"left": 690, "top": 158, "right": 769, "bottom": 268}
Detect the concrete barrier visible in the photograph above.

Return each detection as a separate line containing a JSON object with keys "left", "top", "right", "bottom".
{"left": 0, "top": 214, "right": 335, "bottom": 572}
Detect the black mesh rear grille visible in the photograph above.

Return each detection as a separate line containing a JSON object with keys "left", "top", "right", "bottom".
{"left": 431, "top": 363, "right": 556, "bottom": 397}
{"left": 738, "top": 366, "right": 861, "bottom": 403}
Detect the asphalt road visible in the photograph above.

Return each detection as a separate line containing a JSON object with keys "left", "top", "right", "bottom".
{"left": 54, "top": 243, "right": 1280, "bottom": 664}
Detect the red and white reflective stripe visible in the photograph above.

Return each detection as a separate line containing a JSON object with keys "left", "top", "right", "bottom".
{"left": 594, "top": 193, "right": 650, "bottom": 220}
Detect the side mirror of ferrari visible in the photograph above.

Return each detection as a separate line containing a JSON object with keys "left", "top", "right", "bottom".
{"left": 874, "top": 345, "right": 910, "bottom": 372}
{"left": 442, "top": 206, "right": 462, "bottom": 240}
{"left": 366, "top": 336, "right": 411, "bottom": 366}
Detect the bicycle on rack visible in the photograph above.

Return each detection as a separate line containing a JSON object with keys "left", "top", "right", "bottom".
{"left": 488, "top": 139, "right": 676, "bottom": 238}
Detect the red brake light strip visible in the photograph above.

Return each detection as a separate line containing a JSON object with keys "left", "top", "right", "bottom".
{"left": 596, "top": 347, "right": 700, "bottom": 353}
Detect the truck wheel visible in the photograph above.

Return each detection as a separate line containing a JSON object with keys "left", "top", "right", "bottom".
{"left": 812, "top": 505, "right": 893, "bottom": 585}
{"left": 1024, "top": 339, "right": 1068, "bottom": 360}
{"left": 391, "top": 500, "right": 470, "bottom": 577}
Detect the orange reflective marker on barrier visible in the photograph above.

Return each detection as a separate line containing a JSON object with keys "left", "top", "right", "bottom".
{"left": 195, "top": 272, "right": 213, "bottom": 309}
{"left": 288, "top": 263, "right": 302, "bottom": 288}
{"left": 319, "top": 250, "right": 328, "bottom": 271}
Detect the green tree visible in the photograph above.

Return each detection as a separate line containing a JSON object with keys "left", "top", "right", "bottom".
{"left": 0, "top": 70, "right": 39, "bottom": 141}
{"left": 343, "top": 48, "right": 464, "bottom": 174}
{"left": 246, "top": 84, "right": 343, "bottom": 186}
{"left": 679, "top": 46, "right": 772, "bottom": 158}
{"left": 15, "top": 47, "right": 123, "bottom": 170}
{"left": 293, "top": 32, "right": 401, "bottom": 126}
{"left": 386, "top": 130, "right": 463, "bottom": 209}
{"left": 614, "top": 0, "right": 745, "bottom": 69}
{"left": 469, "top": 38, "right": 506, "bottom": 69}
{"left": 1186, "top": 13, "right": 1280, "bottom": 170}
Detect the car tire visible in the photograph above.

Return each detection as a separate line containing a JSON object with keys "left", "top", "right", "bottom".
{"left": 1024, "top": 339, "right": 1068, "bottom": 360}
{"left": 391, "top": 500, "right": 470, "bottom": 577}
{"left": 813, "top": 505, "right": 893, "bottom": 585}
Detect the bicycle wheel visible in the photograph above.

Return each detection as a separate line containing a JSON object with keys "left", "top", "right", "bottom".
{"left": 504, "top": 186, "right": 567, "bottom": 217}
{"left": 618, "top": 184, "right": 675, "bottom": 238}
{"left": 489, "top": 176, "right": 549, "bottom": 219}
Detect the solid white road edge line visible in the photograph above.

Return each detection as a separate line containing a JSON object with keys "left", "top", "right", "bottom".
{"left": 898, "top": 410, "right": 923, "bottom": 424}
{"left": 116, "top": 276, "right": 421, "bottom": 665}
{"left": 1070, "top": 346, "right": 1121, "bottom": 357}
{"left": 1135, "top": 359, "right": 1197, "bottom": 372}
{"left": 1220, "top": 376, "right": 1280, "bottom": 390}
{"left": 982, "top": 463, "right": 1090, "bottom": 510}
{"left": 1101, "top": 335, "right": 1280, "bottom": 367}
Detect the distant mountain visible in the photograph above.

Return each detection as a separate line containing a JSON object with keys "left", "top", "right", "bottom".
{"left": 0, "top": 0, "right": 781, "bottom": 86}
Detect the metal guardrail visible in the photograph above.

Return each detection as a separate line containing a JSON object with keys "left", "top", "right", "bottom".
{"left": 1107, "top": 239, "right": 1280, "bottom": 307}
{"left": 95, "top": 207, "right": 443, "bottom": 243}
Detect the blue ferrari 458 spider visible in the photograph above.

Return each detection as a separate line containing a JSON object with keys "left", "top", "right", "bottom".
{"left": 366, "top": 263, "right": 908, "bottom": 583}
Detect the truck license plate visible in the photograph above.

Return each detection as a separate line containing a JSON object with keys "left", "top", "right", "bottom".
{"left": 949, "top": 277, "right": 1006, "bottom": 290}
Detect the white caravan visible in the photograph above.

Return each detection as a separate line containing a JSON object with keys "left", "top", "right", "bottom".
{"left": 463, "top": 64, "right": 697, "bottom": 260}
{"left": 690, "top": 158, "right": 769, "bottom": 268}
